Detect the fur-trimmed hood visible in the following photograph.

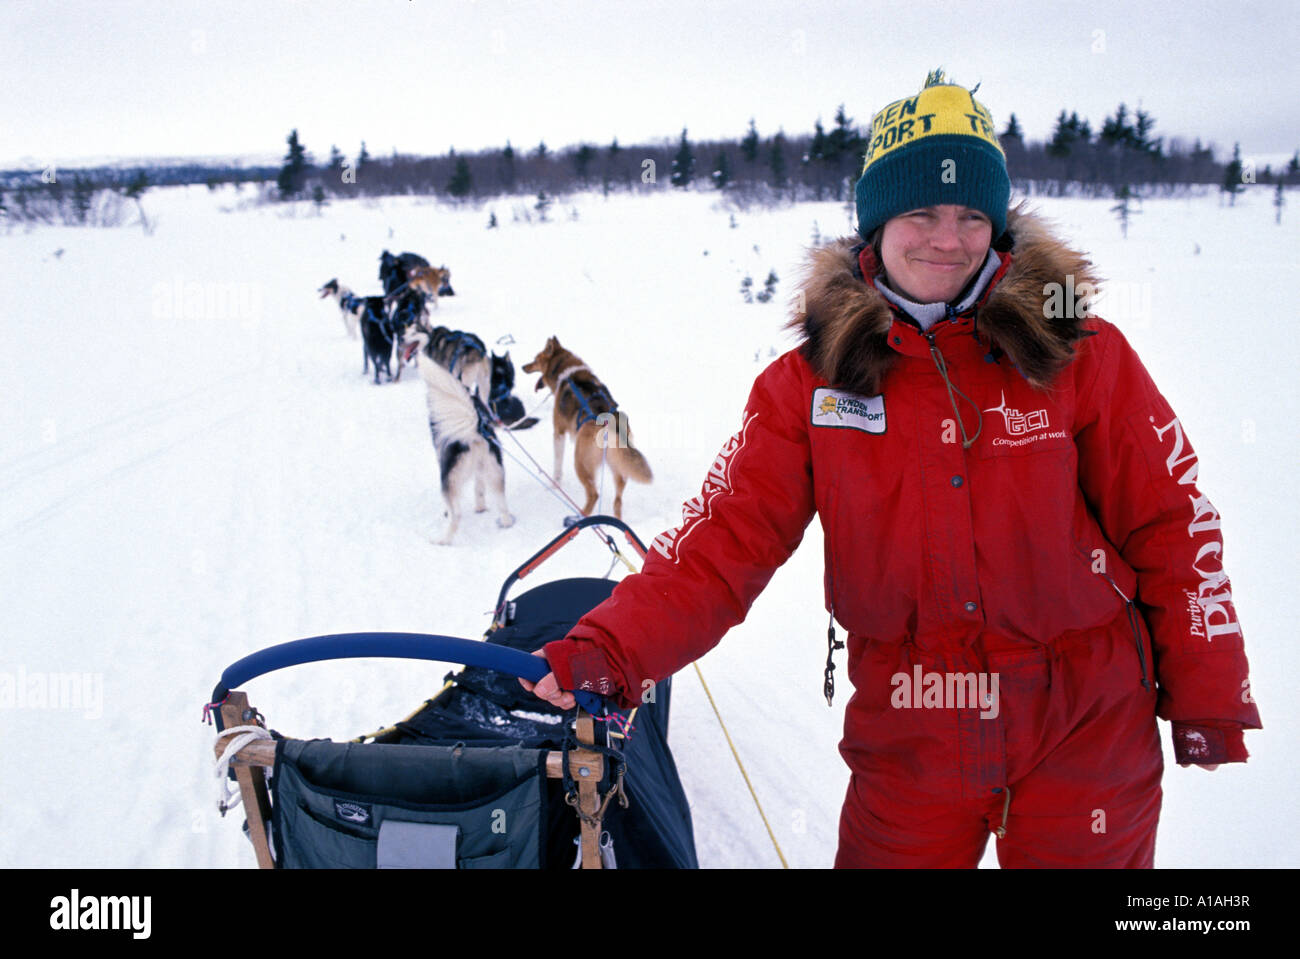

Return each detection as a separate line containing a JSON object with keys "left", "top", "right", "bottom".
{"left": 790, "top": 203, "right": 1101, "bottom": 395}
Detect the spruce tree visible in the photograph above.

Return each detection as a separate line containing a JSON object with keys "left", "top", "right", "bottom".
{"left": 809, "top": 119, "right": 828, "bottom": 163}
{"left": 1134, "top": 108, "right": 1161, "bottom": 156}
{"left": 1100, "top": 103, "right": 1134, "bottom": 148}
{"left": 712, "top": 151, "right": 732, "bottom": 190}
{"left": 574, "top": 144, "right": 595, "bottom": 183}
{"left": 278, "top": 129, "right": 310, "bottom": 199}
{"left": 827, "top": 104, "right": 855, "bottom": 163}
{"left": 741, "top": 119, "right": 759, "bottom": 164}
{"left": 999, "top": 113, "right": 1026, "bottom": 171}
{"left": 1110, "top": 184, "right": 1137, "bottom": 238}
{"left": 769, "top": 132, "right": 788, "bottom": 187}
{"left": 1047, "top": 111, "right": 1074, "bottom": 158}
{"left": 447, "top": 155, "right": 472, "bottom": 198}
{"left": 501, "top": 141, "right": 516, "bottom": 191}
{"left": 1222, "top": 143, "right": 1244, "bottom": 206}
{"left": 606, "top": 138, "right": 623, "bottom": 192}
{"left": 671, "top": 128, "right": 694, "bottom": 188}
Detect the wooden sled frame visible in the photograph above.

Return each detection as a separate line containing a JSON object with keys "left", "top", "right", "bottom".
{"left": 215, "top": 691, "right": 610, "bottom": 870}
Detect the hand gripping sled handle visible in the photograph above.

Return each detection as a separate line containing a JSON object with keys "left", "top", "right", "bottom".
{"left": 209, "top": 632, "right": 607, "bottom": 724}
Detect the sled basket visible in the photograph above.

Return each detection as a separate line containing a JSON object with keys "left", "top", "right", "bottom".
{"left": 208, "top": 516, "right": 697, "bottom": 869}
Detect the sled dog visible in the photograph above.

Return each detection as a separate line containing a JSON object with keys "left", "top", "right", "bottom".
{"left": 403, "top": 327, "right": 514, "bottom": 544}
{"left": 402, "top": 324, "right": 492, "bottom": 404}
{"left": 521, "top": 336, "right": 652, "bottom": 519}
{"left": 318, "top": 278, "right": 363, "bottom": 339}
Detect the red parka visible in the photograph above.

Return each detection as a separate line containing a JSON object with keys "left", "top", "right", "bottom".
{"left": 543, "top": 206, "right": 1261, "bottom": 866}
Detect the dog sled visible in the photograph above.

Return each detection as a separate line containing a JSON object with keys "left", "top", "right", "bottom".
{"left": 207, "top": 516, "right": 698, "bottom": 869}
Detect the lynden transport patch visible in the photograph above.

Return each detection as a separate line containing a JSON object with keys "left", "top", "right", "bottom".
{"left": 811, "top": 388, "right": 886, "bottom": 433}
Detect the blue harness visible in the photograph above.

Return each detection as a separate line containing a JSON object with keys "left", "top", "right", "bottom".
{"left": 471, "top": 392, "right": 502, "bottom": 453}
{"left": 441, "top": 330, "right": 486, "bottom": 378}
{"left": 567, "top": 377, "right": 617, "bottom": 430}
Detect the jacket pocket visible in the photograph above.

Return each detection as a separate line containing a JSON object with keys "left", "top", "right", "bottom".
{"left": 1071, "top": 537, "right": 1150, "bottom": 690}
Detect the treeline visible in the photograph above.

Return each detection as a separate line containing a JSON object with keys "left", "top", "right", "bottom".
{"left": 4, "top": 101, "right": 1297, "bottom": 226}
{"left": 0, "top": 170, "right": 157, "bottom": 229}
{"left": 273, "top": 102, "right": 1299, "bottom": 205}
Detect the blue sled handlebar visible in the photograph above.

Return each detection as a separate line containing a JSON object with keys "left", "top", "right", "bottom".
{"left": 210, "top": 632, "right": 607, "bottom": 721}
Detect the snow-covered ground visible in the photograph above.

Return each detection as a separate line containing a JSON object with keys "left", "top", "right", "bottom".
{"left": 1, "top": 183, "right": 1295, "bottom": 868}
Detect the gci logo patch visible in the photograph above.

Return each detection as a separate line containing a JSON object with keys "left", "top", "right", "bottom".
{"left": 811, "top": 389, "right": 886, "bottom": 434}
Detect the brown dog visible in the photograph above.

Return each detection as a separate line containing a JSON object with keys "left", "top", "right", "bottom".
{"left": 522, "top": 336, "right": 652, "bottom": 519}
{"left": 403, "top": 265, "right": 452, "bottom": 308}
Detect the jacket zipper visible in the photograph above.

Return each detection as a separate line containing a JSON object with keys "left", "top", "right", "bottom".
{"left": 1080, "top": 547, "right": 1151, "bottom": 690}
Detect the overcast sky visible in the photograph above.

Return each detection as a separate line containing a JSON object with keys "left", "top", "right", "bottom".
{"left": 4, "top": 0, "right": 1297, "bottom": 169}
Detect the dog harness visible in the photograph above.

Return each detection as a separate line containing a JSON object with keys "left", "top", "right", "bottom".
{"left": 471, "top": 392, "right": 502, "bottom": 454}
{"left": 442, "top": 331, "right": 487, "bottom": 379}
{"left": 555, "top": 364, "right": 617, "bottom": 429}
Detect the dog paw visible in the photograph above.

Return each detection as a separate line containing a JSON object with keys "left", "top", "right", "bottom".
{"left": 497, "top": 514, "right": 516, "bottom": 529}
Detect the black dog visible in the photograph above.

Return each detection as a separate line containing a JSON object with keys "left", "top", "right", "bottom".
{"left": 358, "top": 296, "right": 395, "bottom": 384}
{"left": 379, "top": 250, "right": 430, "bottom": 296}
{"left": 489, "top": 352, "right": 537, "bottom": 429}
{"left": 379, "top": 251, "right": 434, "bottom": 377}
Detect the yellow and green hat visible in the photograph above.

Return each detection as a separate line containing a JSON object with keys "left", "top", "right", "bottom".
{"left": 855, "top": 71, "right": 1010, "bottom": 239}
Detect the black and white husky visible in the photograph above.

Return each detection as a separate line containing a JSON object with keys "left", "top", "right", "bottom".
{"left": 403, "top": 327, "right": 514, "bottom": 544}
{"left": 318, "top": 278, "right": 362, "bottom": 339}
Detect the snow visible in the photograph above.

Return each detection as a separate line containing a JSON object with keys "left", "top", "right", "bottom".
{"left": 0, "top": 183, "right": 1295, "bottom": 868}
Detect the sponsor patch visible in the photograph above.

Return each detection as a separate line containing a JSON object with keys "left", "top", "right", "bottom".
{"left": 334, "top": 800, "right": 373, "bottom": 826}
{"left": 811, "top": 388, "right": 886, "bottom": 433}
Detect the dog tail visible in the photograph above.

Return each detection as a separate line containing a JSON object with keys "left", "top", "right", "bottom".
{"left": 610, "top": 442, "right": 653, "bottom": 484}
{"left": 421, "top": 359, "right": 482, "bottom": 438}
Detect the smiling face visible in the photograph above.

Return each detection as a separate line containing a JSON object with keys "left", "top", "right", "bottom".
{"left": 878, "top": 205, "right": 993, "bottom": 304}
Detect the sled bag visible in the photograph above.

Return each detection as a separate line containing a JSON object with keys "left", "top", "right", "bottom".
{"left": 271, "top": 739, "right": 546, "bottom": 869}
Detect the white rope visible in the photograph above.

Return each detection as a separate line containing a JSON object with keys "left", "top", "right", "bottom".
{"left": 499, "top": 439, "right": 585, "bottom": 515}
{"left": 501, "top": 387, "right": 553, "bottom": 430}
{"left": 214, "top": 724, "right": 272, "bottom": 813}
{"left": 495, "top": 387, "right": 638, "bottom": 572}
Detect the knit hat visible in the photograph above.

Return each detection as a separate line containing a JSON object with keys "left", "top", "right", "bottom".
{"left": 854, "top": 71, "right": 1010, "bottom": 239}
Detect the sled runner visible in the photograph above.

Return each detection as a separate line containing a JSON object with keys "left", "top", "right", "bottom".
{"left": 207, "top": 516, "right": 697, "bottom": 869}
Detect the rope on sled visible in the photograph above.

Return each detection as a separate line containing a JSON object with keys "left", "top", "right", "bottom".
{"left": 497, "top": 388, "right": 781, "bottom": 863}
{"left": 213, "top": 724, "right": 273, "bottom": 814}
{"left": 692, "top": 663, "right": 790, "bottom": 869}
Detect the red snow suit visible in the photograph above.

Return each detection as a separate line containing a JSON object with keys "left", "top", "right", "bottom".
{"left": 543, "top": 206, "right": 1261, "bottom": 867}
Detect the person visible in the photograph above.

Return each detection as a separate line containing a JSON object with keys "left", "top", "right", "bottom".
{"left": 520, "top": 71, "right": 1261, "bottom": 868}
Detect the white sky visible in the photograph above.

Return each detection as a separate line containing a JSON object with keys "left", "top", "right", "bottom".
{"left": 4, "top": 0, "right": 1297, "bottom": 169}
